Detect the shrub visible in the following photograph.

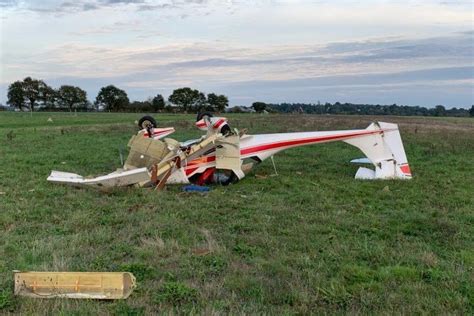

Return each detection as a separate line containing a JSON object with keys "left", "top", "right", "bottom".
{"left": 119, "top": 263, "right": 155, "bottom": 282}
{"left": 154, "top": 281, "right": 198, "bottom": 305}
{"left": 0, "top": 289, "right": 15, "bottom": 311}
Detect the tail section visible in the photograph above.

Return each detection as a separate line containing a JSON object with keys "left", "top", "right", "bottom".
{"left": 344, "top": 122, "right": 412, "bottom": 180}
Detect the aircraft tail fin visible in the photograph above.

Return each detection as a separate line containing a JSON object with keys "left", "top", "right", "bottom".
{"left": 344, "top": 122, "right": 412, "bottom": 179}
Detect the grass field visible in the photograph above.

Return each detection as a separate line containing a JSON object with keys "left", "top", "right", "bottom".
{"left": 0, "top": 112, "right": 473, "bottom": 314}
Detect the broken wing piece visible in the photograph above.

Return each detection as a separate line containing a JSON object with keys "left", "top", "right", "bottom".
{"left": 14, "top": 271, "right": 136, "bottom": 299}
{"left": 47, "top": 168, "right": 151, "bottom": 188}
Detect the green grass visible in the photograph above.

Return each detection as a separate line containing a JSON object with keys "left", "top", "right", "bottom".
{"left": 0, "top": 112, "right": 473, "bottom": 314}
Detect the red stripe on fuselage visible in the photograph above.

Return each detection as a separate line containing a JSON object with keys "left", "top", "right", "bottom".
{"left": 240, "top": 130, "right": 382, "bottom": 156}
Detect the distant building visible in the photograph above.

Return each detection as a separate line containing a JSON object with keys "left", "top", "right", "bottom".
{"left": 0, "top": 104, "right": 15, "bottom": 111}
{"left": 226, "top": 106, "right": 256, "bottom": 113}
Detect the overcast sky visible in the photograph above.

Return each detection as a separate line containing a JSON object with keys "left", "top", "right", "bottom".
{"left": 0, "top": 0, "right": 473, "bottom": 107}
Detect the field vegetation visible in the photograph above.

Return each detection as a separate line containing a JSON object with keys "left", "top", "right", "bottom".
{"left": 0, "top": 112, "right": 472, "bottom": 314}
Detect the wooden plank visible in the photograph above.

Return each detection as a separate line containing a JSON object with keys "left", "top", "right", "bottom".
{"left": 14, "top": 271, "right": 136, "bottom": 299}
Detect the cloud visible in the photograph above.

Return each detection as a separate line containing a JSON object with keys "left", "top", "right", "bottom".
{"left": 0, "top": 0, "right": 258, "bottom": 17}
{"left": 10, "top": 1, "right": 102, "bottom": 14}
{"left": 137, "top": 3, "right": 175, "bottom": 11}
{"left": 3, "top": 32, "right": 473, "bottom": 79}
{"left": 103, "top": 0, "right": 144, "bottom": 3}
{"left": 4, "top": 0, "right": 216, "bottom": 14}
{"left": 0, "top": 0, "right": 17, "bottom": 8}
{"left": 82, "top": 3, "right": 99, "bottom": 10}
{"left": 224, "top": 66, "right": 474, "bottom": 90}
{"left": 3, "top": 32, "right": 472, "bottom": 77}
{"left": 57, "top": 1, "right": 99, "bottom": 12}
{"left": 4, "top": 32, "right": 472, "bottom": 107}
{"left": 67, "top": 20, "right": 148, "bottom": 36}
{"left": 0, "top": 0, "right": 147, "bottom": 14}
{"left": 148, "top": 33, "right": 473, "bottom": 71}
{"left": 216, "top": 76, "right": 474, "bottom": 107}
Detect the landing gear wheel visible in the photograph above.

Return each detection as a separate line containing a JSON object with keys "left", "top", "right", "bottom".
{"left": 196, "top": 112, "right": 213, "bottom": 122}
{"left": 138, "top": 116, "right": 157, "bottom": 130}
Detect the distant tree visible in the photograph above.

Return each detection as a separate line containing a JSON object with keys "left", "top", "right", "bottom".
{"left": 165, "top": 104, "right": 175, "bottom": 113}
{"left": 95, "top": 85, "right": 129, "bottom": 111}
{"left": 267, "top": 102, "right": 469, "bottom": 117}
{"left": 196, "top": 92, "right": 208, "bottom": 112}
{"left": 58, "top": 85, "right": 87, "bottom": 111}
{"left": 40, "top": 85, "right": 58, "bottom": 108}
{"left": 22, "top": 77, "right": 47, "bottom": 111}
{"left": 129, "top": 100, "right": 153, "bottom": 112}
{"left": 389, "top": 104, "right": 399, "bottom": 115}
{"left": 470, "top": 105, "right": 474, "bottom": 117}
{"left": 168, "top": 87, "right": 206, "bottom": 112}
{"left": 252, "top": 101, "right": 267, "bottom": 113}
{"left": 151, "top": 94, "right": 165, "bottom": 112}
{"left": 433, "top": 105, "right": 446, "bottom": 117}
{"left": 7, "top": 81, "right": 25, "bottom": 111}
{"left": 207, "top": 93, "right": 229, "bottom": 112}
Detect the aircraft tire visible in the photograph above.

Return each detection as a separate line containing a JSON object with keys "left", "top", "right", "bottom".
{"left": 138, "top": 115, "right": 157, "bottom": 129}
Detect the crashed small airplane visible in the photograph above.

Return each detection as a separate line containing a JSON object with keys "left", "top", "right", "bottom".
{"left": 48, "top": 114, "right": 412, "bottom": 189}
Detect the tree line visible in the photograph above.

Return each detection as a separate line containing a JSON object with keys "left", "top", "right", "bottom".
{"left": 268, "top": 102, "right": 474, "bottom": 117}
{"left": 5, "top": 77, "right": 473, "bottom": 116}
{"left": 5, "top": 77, "right": 228, "bottom": 113}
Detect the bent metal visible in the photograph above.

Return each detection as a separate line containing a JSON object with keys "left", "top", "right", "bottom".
{"left": 47, "top": 114, "right": 412, "bottom": 189}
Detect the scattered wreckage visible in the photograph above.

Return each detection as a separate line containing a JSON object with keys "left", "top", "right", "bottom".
{"left": 14, "top": 271, "right": 136, "bottom": 299}
{"left": 47, "top": 113, "right": 412, "bottom": 189}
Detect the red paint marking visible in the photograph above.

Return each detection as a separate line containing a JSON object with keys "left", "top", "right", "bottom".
{"left": 213, "top": 119, "right": 225, "bottom": 129}
{"left": 400, "top": 164, "right": 411, "bottom": 175}
{"left": 240, "top": 130, "right": 382, "bottom": 156}
{"left": 187, "top": 156, "right": 216, "bottom": 166}
{"left": 196, "top": 167, "right": 215, "bottom": 185}
{"left": 185, "top": 167, "right": 199, "bottom": 175}
{"left": 184, "top": 156, "right": 217, "bottom": 176}
{"left": 196, "top": 121, "right": 207, "bottom": 128}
